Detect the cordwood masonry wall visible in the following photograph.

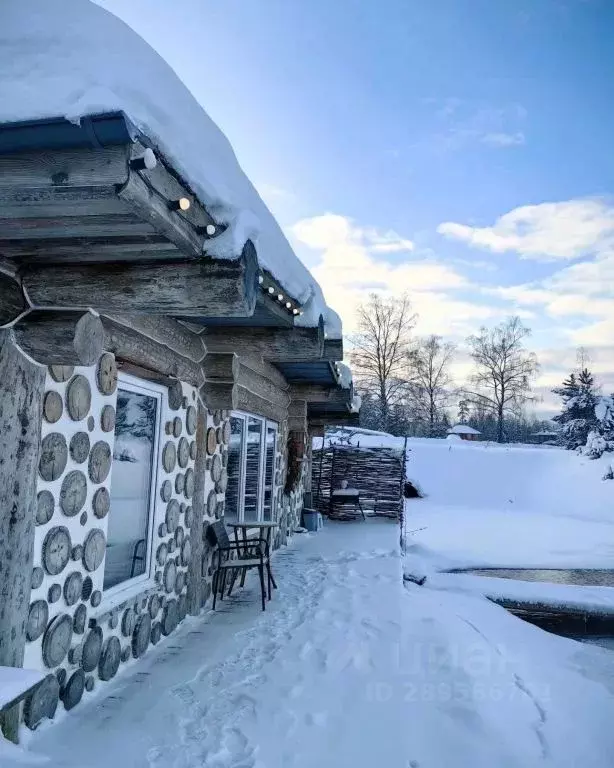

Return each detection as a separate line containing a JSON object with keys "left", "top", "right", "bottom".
{"left": 16, "top": 350, "right": 301, "bottom": 728}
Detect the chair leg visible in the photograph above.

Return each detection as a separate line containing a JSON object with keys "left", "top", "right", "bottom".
{"left": 227, "top": 567, "right": 238, "bottom": 597}
{"left": 267, "top": 563, "right": 278, "bottom": 590}
{"left": 258, "top": 565, "right": 266, "bottom": 611}
{"left": 212, "top": 571, "right": 219, "bottom": 610}
{"left": 266, "top": 565, "right": 272, "bottom": 600}
{"left": 267, "top": 562, "right": 277, "bottom": 591}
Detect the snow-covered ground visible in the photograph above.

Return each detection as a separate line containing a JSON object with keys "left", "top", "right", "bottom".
{"left": 4, "top": 438, "right": 614, "bottom": 767}
{"left": 5, "top": 516, "right": 614, "bottom": 768}
{"left": 403, "top": 438, "right": 614, "bottom": 611}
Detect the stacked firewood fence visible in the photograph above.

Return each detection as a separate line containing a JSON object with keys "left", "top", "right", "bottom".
{"left": 312, "top": 443, "right": 406, "bottom": 520}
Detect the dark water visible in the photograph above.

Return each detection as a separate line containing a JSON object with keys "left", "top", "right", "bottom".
{"left": 446, "top": 567, "right": 614, "bottom": 650}
{"left": 451, "top": 567, "right": 614, "bottom": 587}
{"left": 502, "top": 605, "right": 614, "bottom": 650}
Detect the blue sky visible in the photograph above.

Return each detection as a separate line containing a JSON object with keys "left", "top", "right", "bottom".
{"left": 96, "top": 0, "right": 614, "bottom": 413}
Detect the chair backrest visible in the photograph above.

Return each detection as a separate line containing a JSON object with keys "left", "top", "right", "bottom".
{"left": 205, "top": 520, "right": 230, "bottom": 549}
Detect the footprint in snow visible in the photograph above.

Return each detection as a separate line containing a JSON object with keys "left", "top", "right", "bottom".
{"left": 304, "top": 711, "right": 328, "bottom": 727}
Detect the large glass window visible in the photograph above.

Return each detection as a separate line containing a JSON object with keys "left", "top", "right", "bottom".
{"left": 225, "top": 416, "right": 244, "bottom": 522}
{"left": 225, "top": 412, "right": 278, "bottom": 523}
{"left": 244, "top": 417, "right": 263, "bottom": 522}
{"left": 103, "top": 378, "right": 161, "bottom": 592}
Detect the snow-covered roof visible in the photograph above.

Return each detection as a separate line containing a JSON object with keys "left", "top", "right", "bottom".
{"left": 335, "top": 362, "right": 353, "bottom": 390}
{"left": 0, "top": 0, "right": 341, "bottom": 337}
{"left": 448, "top": 424, "right": 481, "bottom": 435}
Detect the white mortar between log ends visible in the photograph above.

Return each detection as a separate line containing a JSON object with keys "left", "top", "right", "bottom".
{"left": 22, "top": 354, "right": 203, "bottom": 726}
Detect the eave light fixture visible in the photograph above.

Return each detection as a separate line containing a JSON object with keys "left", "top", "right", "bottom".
{"left": 170, "top": 197, "right": 191, "bottom": 211}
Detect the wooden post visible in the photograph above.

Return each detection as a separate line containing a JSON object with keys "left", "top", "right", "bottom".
{"left": 186, "top": 399, "right": 207, "bottom": 615}
{"left": 316, "top": 434, "right": 326, "bottom": 509}
{"left": 12, "top": 311, "right": 104, "bottom": 366}
{"left": 0, "top": 333, "right": 45, "bottom": 742}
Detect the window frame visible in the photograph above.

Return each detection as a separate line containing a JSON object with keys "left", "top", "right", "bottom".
{"left": 101, "top": 372, "right": 164, "bottom": 607}
{"left": 228, "top": 410, "right": 279, "bottom": 523}
{"left": 263, "top": 422, "right": 278, "bottom": 521}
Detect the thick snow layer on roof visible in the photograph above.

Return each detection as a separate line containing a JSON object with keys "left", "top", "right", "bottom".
{"left": 448, "top": 424, "right": 481, "bottom": 435}
{"left": 335, "top": 362, "right": 353, "bottom": 389}
{"left": 0, "top": 0, "right": 341, "bottom": 336}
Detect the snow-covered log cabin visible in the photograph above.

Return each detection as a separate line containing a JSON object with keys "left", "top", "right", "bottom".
{"left": 0, "top": 0, "right": 358, "bottom": 738}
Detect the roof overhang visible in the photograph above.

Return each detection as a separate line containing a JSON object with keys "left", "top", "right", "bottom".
{"left": 0, "top": 112, "right": 304, "bottom": 329}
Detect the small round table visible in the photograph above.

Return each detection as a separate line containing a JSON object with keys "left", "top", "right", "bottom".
{"left": 227, "top": 521, "right": 278, "bottom": 591}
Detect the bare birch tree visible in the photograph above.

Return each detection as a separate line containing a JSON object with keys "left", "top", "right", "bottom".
{"left": 408, "top": 335, "right": 456, "bottom": 435}
{"left": 465, "top": 316, "right": 539, "bottom": 443}
{"left": 349, "top": 293, "right": 415, "bottom": 431}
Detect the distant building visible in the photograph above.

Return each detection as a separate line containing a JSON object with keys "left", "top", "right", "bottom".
{"left": 447, "top": 424, "right": 482, "bottom": 441}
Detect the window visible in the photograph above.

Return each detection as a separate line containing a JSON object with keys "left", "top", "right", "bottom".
{"left": 244, "top": 416, "right": 263, "bottom": 522}
{"left": 263, "top": 425, "right": 277, "bottom": 521}
{"left": 103, "top": 376, "right": 162, "bottom": 593}
{"left": 225, "top": 416, "right": 244, "bottom": 523}
{"left": 225, "top": 412, "right": 278, "bottom": 523}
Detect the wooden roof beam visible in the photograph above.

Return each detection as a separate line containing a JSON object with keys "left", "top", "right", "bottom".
{"left": 308, "top": 413, "right": 360, "bottom": 429}
{"left": 290, "top": 384, "right": 352, "bottom": 407}
{"left": 20, "top": 241, "right": 259, "bottom": 317}
{"left": 323, "top": 337, "right": 343, "bottom": 361}
{"left": 202, "top": 316, "right": 325, "bottom": 363}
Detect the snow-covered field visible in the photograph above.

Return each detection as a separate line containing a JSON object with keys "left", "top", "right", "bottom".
{"left": 403, "top": 438, "right": 614, "bottom": 611}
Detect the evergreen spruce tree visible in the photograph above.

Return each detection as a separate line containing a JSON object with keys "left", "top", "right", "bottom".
{"left": 585, "top": 394, "right": 614, "bottom": 458}
{"left": 552, "top": 368, "right": 599, "bottom": 449}
{"left": 457, "top": 399, "right": 470, "bottom": 424}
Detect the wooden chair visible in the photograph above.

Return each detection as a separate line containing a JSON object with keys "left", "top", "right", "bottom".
{"left": 205, "top": 521, "right": 272, "bottom": 611}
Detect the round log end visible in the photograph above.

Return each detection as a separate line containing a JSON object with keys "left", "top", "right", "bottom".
{"left": 0, "top": 270, "right": 27, "bottom": 328}
{"left": 74, "top": 313, "right": 105, "bottom": 366}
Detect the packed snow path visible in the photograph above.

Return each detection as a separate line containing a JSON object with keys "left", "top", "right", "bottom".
{"left": 6, "top": 515, "right": 614, "bottom": 768}
{"left": 13, "top": 520, "right": 404, "bottom": 768}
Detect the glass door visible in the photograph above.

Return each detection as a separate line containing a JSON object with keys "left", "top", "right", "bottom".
{"left": 243, "top": 416, "right": 263, "bottom": 522}
{"left": 225, "top": 416, "right": 245, "bottom": 522}
{"left": 263, "top": 424, "right": 277, "bottom": 520}
{"left": 227, "top": 412, "right": 279, "bottom": 523}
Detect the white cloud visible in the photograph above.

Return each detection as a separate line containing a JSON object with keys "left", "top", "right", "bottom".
{"left": 438, "top": 198, "right": 614, "bottom": 261}
{"left": 291, "top": 214, "right": 512, "bottom": 339}
{"left": 481, "top": 131, "right": 525, "bottom": 147}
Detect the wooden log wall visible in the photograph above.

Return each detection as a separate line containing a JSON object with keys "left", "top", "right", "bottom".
{"left": 311, "top": 444, "right": 404, "bottom": 519}
{"left": 0, "top": 334, "right": 45, "bottom": 741}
